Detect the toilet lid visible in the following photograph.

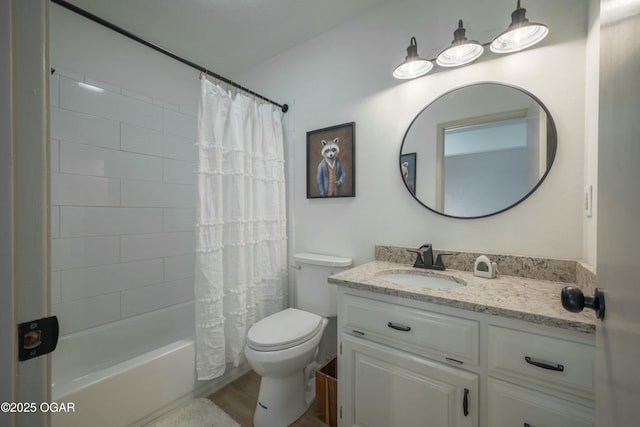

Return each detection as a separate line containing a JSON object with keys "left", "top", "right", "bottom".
{"left": 247, "top": 308, "right": 323, "bottom": 351}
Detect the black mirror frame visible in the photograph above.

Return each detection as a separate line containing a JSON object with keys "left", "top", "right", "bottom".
{"left": 399, "top": 81, "right": 557, "bottom": 219}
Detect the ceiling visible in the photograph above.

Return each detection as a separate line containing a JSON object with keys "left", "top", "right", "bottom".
{"left": 58, "top": 0, "right": 392, "bottom": 78}
{"left": 52, "top": 0, "right": 589, "bottom": 109}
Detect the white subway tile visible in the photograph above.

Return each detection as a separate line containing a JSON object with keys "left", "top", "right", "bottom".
{"left": 59, "top": 207, "right": 163, "bottom": 237}
{"left": 164, "top": 108, "right": 197, "bottom": 139}
{"left": 163, "top": 208, "right": 196, "bottom": 232}
{"left": 118, "top": 151, "right": 163, "bottom": 182}
{"left": 60, "top": 76, "right": 162, "bottom": 131}
{"left": 121, "top": 180, "right": 195, "bottom": 208}
{"left": 51, "top": 74, "right": 60, "bottom": 107}
{"left": 163, "top": 134, "right": 197, "bottom": 163}
{"left": 51, "top": 206, "right": 60, "bottom": 238}
{"left": 121, "top": 88, "right": 153, "bottom": 104}
{"left": 52, "top": 293, "right": 121, "bottom": 335}
{"left": 153, "top": 98, "right": 179, "bottom": 111}
{"left": 84, "top": 77, "right": 122, "bottom": 95}
{"left": 52, "top": 67, "right": 84, "bottom": 81}
{"left": 51, "top": 139, "right": 60, "bottom": 173}
{"left": 164, "top": 254, "right": 195, "bottom": 282}
{"left": 51, "top": 236, "right": 120, "bottom": 271}
{"left": 121, "top": 123, "right": 196, "bottom": 162}
{"left": 60, "top": 259, "right": 164, "bottom": 301}
{"left": 51, "top": 173, "right": 120, "bottom": 206}
{"left": 163, "top": 159, "right": 195, "bottom": 184}
{"left": 120, "top": 123, "right": 163, "bottom": 157}
{"left": 121, "top": 278, "right": 194, "bottom": 318}
{"left": 179, "top": 106, "right": 197, "bottom": 117}
{"left": 51, "top": 107, "right": 120, "bottom": 150}
{"left": 50, "top": 73, "right": 201, "bottom": 346}
{"left": 59, "top": 142, "right": 162, "bottom": 181}
{"left": 120, "top": 231, "right": 194, "bottom": 262}
{"left": 51, "top": 271, "right": 61, "bottom": 305}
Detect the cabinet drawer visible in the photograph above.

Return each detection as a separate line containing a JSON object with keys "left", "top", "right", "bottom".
{"left": 488, "top": 325, "right": 594, "bottom": 395}
{"left": 341, "top": 294, "right": 479, "bottom": 365}
{"left": 488, "top": 378, "right": 594, "bottom": 427}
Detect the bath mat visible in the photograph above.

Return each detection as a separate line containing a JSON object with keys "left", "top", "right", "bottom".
{"left": 145, "top": 398, "right": 240, "bottom": 427}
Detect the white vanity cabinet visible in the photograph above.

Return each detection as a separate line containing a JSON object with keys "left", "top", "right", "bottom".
{"left": 487, "top": 324, "right": 595, "bottom": 427}
{"left": 338, "top": 292, "right": 479, "bottom": 427}
{"left": 487, "top": 379, "right": 593, "bottom": 427}
{"left": 337, "top": 288, "right": 595, "bottom": 427}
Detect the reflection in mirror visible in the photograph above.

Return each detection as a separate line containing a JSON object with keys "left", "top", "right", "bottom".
{"left": 400, "top": 83, "right": 556, "bottom": 218}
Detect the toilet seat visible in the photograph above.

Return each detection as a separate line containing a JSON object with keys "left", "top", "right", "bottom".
{"left": 247, "top": 308, "right": 323, "bottom": 351}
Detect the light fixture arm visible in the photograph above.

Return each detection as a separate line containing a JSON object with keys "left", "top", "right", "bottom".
{"left": 405, "top": 37, "right": 419, "bottom": 59}
{"left": 453, "top": 20, "right": 467, "bottom": 43}
{"left": 509, "top": 0, "right": 529, "bottom": 28}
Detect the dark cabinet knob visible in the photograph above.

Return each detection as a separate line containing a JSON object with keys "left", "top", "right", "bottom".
{"left": 561, "top": 286, "right": 605, "bottom": 320}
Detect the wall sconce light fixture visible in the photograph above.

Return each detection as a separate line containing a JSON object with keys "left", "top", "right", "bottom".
{"left": 436, "top": 20, "right": 484, "bottom": 68}
{"left": 392, "top": 37, "right": 433, "bottom": 80}
{"left": 393, "top": 0, "right": 548, "bottom": 79}
{"left": 490, "top": 0, "right": 549, "bottom": 53}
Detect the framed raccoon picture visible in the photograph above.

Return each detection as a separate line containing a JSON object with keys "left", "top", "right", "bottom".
{"left": 306, "top": 122, "right": 356, "bottom": 199}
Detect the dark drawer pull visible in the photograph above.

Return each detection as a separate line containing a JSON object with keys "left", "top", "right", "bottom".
{"left": 387, "top": 322, "right": 411, "bottom": 332}
{"left": 525, "top": 356, "right": 564, "bottom": 372}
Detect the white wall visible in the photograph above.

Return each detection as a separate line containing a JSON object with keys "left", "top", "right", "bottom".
{"left": 50, "top": 5, "right": 198, "bottom": 381}
{"left": 50, "top": 0, "right": 598, "bottom": 277}
{"left": 49, "top": 68, "right": 197, "bottom": 370}
{"left": 0, "top": 1, "right": 13, "bottom": 414}
{"left": 583, "top": 0, "right": 600, "bottom": 266}
{"left": 241, "top": 0, "right": 591, "bottom": 265}
{"left": 50, "top": 4, "right": 199, "bottom": 113}
{"left": 4, "top": 3, "right": 51, "bottom": 423}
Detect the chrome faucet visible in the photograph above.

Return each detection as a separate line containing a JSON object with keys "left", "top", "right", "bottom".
{"left": 408, "top": 244, "right": 452, "bottom": 270}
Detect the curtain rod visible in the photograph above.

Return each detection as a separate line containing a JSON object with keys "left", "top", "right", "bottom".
{"left": 50, "top": 0, "right": 289, "bottom": 113}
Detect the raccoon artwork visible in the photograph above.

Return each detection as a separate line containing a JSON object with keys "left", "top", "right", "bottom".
{"left": 306, "top": 121, "right": 355, "bottom": 198}
{"left": 316, "top": 137, "right": 346, "bottom": 196}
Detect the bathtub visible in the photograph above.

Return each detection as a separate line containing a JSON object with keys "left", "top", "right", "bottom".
{"left": 52, "top": 339, "right": 192, "bottom": 427}
{"left": 51, "top": 304, "right": 247, "bottom": 427}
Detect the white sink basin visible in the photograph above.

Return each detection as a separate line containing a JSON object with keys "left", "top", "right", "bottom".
{"left": 376, "top": 271, "right": 465, "bottom": 290}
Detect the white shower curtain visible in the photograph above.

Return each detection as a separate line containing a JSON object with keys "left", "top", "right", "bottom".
{"left": 195, "top": 78, "right": 288, "bottom": 380}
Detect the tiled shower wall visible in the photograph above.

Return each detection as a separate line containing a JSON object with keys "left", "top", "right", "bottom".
{"left": 50, "top": 70, "right": 197, "bottom": 349}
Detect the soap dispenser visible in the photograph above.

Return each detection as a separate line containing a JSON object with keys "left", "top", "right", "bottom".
{"left": 474, "top": 255, "right": 497, "bottom": 279}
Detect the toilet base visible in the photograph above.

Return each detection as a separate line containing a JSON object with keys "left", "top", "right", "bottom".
{"left": 252, "top": 368, "right": 314, "bottom": 427}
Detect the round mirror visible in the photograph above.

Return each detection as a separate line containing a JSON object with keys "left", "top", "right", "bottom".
{"left": 400, "top": 82, "right": 557, "bottom": 219}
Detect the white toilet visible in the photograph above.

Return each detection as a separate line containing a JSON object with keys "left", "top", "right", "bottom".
{"left": 245, "top": 252, "right": 352, "bottom": 427}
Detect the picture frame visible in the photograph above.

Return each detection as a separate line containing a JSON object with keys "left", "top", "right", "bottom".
{"left": 306, "top": 122, "right": 356, "bottom": 198}
{"left": 400, "top": 152, "right": 417, "bottom": 195}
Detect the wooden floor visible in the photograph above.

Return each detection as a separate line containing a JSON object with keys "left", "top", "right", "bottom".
{"left": 208, "top": 370, "right": 329, "bottom": 427}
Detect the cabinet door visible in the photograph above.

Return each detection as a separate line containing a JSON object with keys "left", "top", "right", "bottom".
{"left": 488, "top": 379, "right": 594, "bottom": 427}
{"left": 340, "top": 335, "right": 478, "bottom": 427}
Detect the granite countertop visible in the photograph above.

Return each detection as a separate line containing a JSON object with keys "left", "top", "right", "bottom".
{"left": 329, "top": 260, "right": 596, "bottom": 334}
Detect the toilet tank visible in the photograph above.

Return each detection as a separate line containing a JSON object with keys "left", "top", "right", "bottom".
{"left": 294, "top": 253, "right": 352, "bottom": 317}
